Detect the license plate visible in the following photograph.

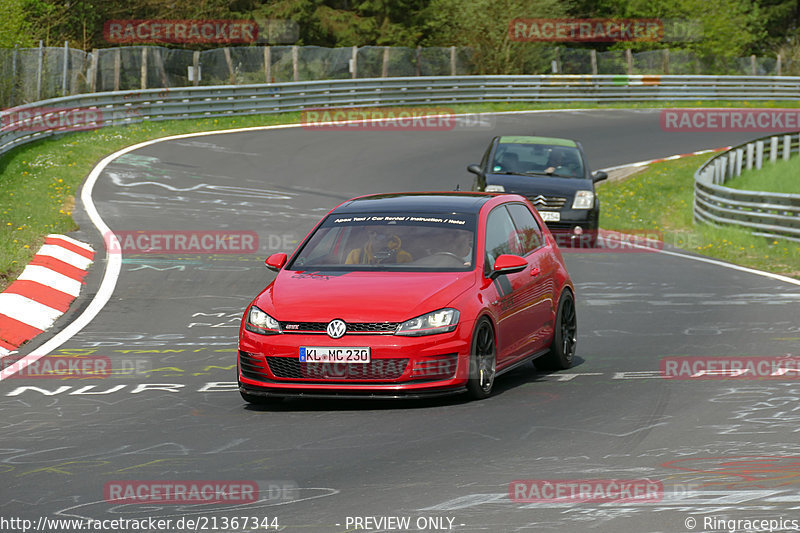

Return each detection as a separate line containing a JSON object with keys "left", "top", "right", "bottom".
{"left": 300, "top": 347, "right": 371, "bottom": 363}
{"left": 540, "top": 211, "right": 561, "bottom": 222}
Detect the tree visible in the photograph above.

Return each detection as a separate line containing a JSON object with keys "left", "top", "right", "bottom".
{"left": 421, "top": 0, "right": 569, "bottom": 74}
{"left": 0, "top": 0, "right": 32, "bottom": 47}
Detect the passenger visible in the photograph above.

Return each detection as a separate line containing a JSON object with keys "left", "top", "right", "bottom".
{"left": 346, "top": 229, "right": 412, "bottom": 264}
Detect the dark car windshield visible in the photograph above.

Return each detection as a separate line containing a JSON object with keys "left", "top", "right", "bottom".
{"left": 287, "top": 212, "right": 476, "bottom": 272}
{"left": 491, "top": 143, "right": 585, "bottom": 178}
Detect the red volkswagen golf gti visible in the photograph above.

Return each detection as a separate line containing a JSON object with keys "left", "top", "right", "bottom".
{"left": 238, "top": 192, "right": 576, "bottom": 403}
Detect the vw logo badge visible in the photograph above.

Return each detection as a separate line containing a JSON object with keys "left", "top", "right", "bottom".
{"left": 326, "top": 319, "right": 347, "bottom": 339}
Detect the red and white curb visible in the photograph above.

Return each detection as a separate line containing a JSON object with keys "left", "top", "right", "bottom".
{"left": 600, "top": 146, "right": 731, "bottom": 173}
{"left": 0, "top": 234, "right": 94, "bottom": 358}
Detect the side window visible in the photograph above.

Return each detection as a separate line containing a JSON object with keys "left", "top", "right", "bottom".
{"left": 507, "top": 203, "right": 544, "bottom": 254}
{"left": 484, "top": 206, "right": 521, "bottom": 274}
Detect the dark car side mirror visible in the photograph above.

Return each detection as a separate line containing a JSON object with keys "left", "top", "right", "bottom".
{"left": 489, "top": 254, "right": 528, "bottom": 280}
{"left": 467, "top": 164, "right": 483, "bottom": 176}
{"left": 265, "top": 253, "right": 287, "bottom": 272}
{"left": 592, "top": 170, "right": 608, "bottom": 183}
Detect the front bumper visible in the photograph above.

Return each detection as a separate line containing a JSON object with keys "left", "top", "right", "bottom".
{"left": 238, "top": 327, "right": 473, "bottom": 395}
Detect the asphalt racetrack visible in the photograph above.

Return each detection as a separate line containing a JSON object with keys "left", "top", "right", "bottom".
{"left": 2, "top": 109, "right": 800, "bottom": 532}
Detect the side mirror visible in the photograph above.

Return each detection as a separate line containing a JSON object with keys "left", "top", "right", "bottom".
{"left": 592, "top": 170, "right": 608, "bottom": 183}
{"left": 467, "top": 164, "right": 483, "bottom": 176}
{"left": 265, "top": 253, "right": 287, "bottom": 272}
{"left": 489, "top": 254, "right": 527, "bottom": 280}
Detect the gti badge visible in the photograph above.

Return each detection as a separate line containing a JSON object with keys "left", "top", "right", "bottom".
{"left": 326, "top": 319, "right": 347, "bottom": 339}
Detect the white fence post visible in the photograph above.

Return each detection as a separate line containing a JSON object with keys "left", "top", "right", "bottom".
{"left": 770, "top": 136, "right": 778, "bottom": 163}
{"left": 755, "top": 140, "right": 764, "bottom": 169}
{"left": 785, "top": 135, "right": 792, "bottom": 161}
{"left": 746, "top": 143, "right": 754, "bottom": 170}
{"left": 36, "top": 40, "right": 44, "bottom": 100}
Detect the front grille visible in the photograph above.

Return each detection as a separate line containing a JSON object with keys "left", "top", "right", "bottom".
{"left": 527, "top": 195, "right": 567, "bottom": 210}
{"left": 266, "top": 356, "right": 409, "bottom": 381}
{"left": 279, "top": 321, "right": 399, "bottom": 335}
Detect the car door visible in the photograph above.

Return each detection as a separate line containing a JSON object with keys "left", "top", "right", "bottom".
{"left": 483, "top": 205, "right": 535, "bottom": 365}
{"left": 506, "top": 202, "right": 556, "bottom": 355}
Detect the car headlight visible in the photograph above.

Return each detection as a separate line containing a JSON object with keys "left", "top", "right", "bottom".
{"left": 245, "top": 305, "right": 281, "bottom": 335}
{"left": 485, "top": 184, "right": 505, "bottom": 192}
{"left": 395, "top": 309, "right": 460, "bottom": 336}
{"left": 572, "top": 190, "right": 595, "bottom": 209}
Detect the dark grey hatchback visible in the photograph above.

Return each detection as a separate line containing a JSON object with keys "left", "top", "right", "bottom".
{"left": 468, "top": 135, "right": 607, "bottom": 247}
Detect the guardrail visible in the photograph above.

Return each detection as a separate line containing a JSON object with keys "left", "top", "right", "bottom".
{"left": 694, "top": 132, "right": 800, "bottom": 242}
{"left": 3, "top": 74, "right": 800, "bottom": 159}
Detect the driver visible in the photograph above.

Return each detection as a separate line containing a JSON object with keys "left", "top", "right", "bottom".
{"left": 345, "top": 228, "right": 412, "bottom": 265}
{"left": 544, "top": 148, "right": 580, "bottom": 177}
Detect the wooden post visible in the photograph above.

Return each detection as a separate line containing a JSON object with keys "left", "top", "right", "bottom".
{"left": 114, "top": 48, "right": 121, "bottom": 91}
{"left": 62, "top": 41, "right": 69, "bottom": 96}
{"left": 192, "top": 50, "right": 200, "bottom": 86}
{"left": 382, "top": 47, "right": 390, "bottom": 77}
{"left": 10, "top": 46, "right": 18, "bottom": 106}
{"left": 263, "top": 46, "right": 271, "bottom": 83}
{"left": 140, "top": 47, "right": 148, "bottom": 89}
{"left": 625, "top": 48, "right": 633, "bottom": 75}
{"left": 89, "top": 48, "right": 98, "bottom": 92}
{"left": 590, "top": 49, "right": 597, "bottom": 75}
{"left": 224, "top": 47, "right": 235, "bottom": 84}
{"left": 37, "top": 40, "right": 44, "bottom": 100}
{"left": 155, "top": 47, "right": 168, "bottom": 87}
{"left": 292, "top": 45, "right": 299, "bottom": 81}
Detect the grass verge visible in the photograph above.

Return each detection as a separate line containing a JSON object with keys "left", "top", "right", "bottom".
{"left": 3, "top": 99, "right": 800, "bottom": 291}
{"left": 726, "top": 155, "right": 800, "bottom": 195}
{"left": 597, "top": 154, "right": 800, "bottom": 279}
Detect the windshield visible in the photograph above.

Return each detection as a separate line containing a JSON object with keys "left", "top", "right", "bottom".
{"left": 288, "top": 212, "right": 476, "bottom": 272}
{"left": 491, "top": 143, "right": 585, "bottom": 178}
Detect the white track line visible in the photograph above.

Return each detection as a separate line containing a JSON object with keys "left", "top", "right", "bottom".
{"left": 2, "top": 109, "right": 797, "bottom": 380}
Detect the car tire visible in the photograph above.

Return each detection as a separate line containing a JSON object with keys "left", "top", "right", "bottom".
{"left": 534, "top": 289, "right": 577, "bottom": 371}
{"left": 466, "top": 317, "right": 497, "bottom": 400}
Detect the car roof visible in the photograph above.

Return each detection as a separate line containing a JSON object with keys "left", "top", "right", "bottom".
{"left": 497, "top": 135, "right": 578, "bottom": 147}
{"left": 335, "top": 192, "right": 494, "bottom": 215}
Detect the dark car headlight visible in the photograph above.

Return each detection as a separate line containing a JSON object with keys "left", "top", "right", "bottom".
{"left": 395, "top": 309, "right": 460, "bottom": 336}
{"left": 572, "top": 190, "right": 595, "bottom": 209}
{"left": 245, "top": 305, "right": 281, "bottom": 335}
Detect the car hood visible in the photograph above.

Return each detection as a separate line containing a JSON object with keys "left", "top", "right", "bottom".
{"left": 487, "top": 173, "right": 593, "bottom": 197}
{"left": 256, "top": 270, "right": 476, "bottom": 323}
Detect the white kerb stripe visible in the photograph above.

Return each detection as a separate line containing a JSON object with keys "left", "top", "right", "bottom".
{"left": 16, "top": 265, "right": 82, "bottom": 297}
{"left": 0, "top": 347, "right": 13, "bottom": 357}
{"left": 36, "top": 244, "right": 93, "bottom": 270}
{"left": 47, "top": 233, "right": 94, "bottom": 252}
{"left": 0, "top": 293, "right": 63, "bottom": 331}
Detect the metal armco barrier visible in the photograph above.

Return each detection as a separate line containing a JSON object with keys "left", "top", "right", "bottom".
{"left": 3, "top": 74, "right": 800, "bottom": 158}
{"left": 694, "top": 132, "right": 800, "bottom": 242}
